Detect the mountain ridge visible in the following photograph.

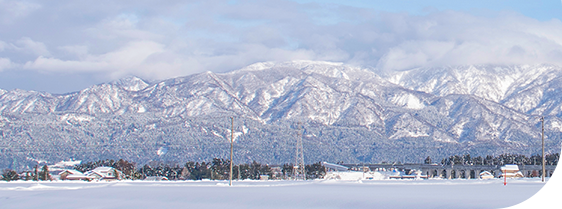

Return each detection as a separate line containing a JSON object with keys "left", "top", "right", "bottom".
{"left": 0, "top": 61, "right": 560, "bottom": 169}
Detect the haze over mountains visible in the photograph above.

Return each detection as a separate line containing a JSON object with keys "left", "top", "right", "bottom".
{"left": 1, "top": 61, "right": 561, "bottom": 169}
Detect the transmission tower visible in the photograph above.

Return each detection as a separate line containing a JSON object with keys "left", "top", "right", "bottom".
{"left": 293, "top": 122, "right": 305, "bottom": 180}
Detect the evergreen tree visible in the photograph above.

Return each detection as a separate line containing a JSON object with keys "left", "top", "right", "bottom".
{"left": 249, "top": 161, "right": 261, "bottom": 179}
{"left": 424, "top": 156, "right": 432, "bottom": 164}
{"left": 179, "top": 167, "right": 190, "bottom": 180}
{"left": 1, "top": 169, "right": 19, "bottom": 181}
{"left": 238, "top": 163, "right": 251, "bottom": 180}
{"left": 34, "top": 165, "right": 38, "bottom": 181}
{"left": 282, "top": 163, "right": 293, "bottom": 179}
{"left": 210, "top": 158, "right": 230, "bottom": 180}
{"left": 200, "top": 162, "right": 211, "bottom": 179}
{"left": 114, "top": 159, "right": 135, "bottom": 179}
{"left": 462, "top": 154, "right": 472, "bottom": 165}
{"left": 485, "top": 156, "right": 490, "bottom": 165}
{"left": 473, "top": 156, "right": 483, "bottom": 165}
{"left": 305, "top": 162, "right": 326, "bottom": 179}
{"left": 38, "top": 165, "right": 51, "bottom": 181}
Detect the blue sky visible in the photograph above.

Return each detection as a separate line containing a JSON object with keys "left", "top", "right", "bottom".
{"left": 1, "top": 0, "right": 562, "bottom": 93}
{"left": 295, "top": 0, "right": 562, "bottom": 20}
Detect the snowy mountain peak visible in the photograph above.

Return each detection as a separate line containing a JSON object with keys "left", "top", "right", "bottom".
{"left": 238, "top": 62, "right": 277, "bottom": 72}
{"left": 383, "top": 64, "right": 562, "bottom": 103}
{"left": 111, "top": 76, "right": 150, "bottom": 91}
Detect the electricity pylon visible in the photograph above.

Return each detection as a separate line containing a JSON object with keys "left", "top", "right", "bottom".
{"left": 293, "top": 122, "right": 305, "bottom": 180}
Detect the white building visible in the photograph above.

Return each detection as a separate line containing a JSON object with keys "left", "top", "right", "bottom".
{"left": 84, "top": 167, "right": 124, "bottom": 181}
{"left": 500, "top": 164, "right": 524, "bottom": 178}
{"left": 59, "top": 169, "right": 85, "bottom": 180}
{"left": 479, "top": 171, "right": 494, "bottom": 179}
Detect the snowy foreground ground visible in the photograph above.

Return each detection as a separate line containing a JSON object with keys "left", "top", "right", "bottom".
{"left": 0, "top": 178, "right": 552, "bottom": 209}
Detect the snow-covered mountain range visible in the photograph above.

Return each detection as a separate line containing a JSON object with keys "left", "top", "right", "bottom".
{"left": 1, "top": 61, "right": 560, "bottom": 169}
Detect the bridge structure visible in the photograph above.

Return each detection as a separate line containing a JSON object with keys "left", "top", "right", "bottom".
{"left": 342, "top": 163, "right": 557, "bottom": 179}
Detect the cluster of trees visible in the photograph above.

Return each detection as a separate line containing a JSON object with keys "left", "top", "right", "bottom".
{"left": 424, "top": 153, "right": 560, "bottom": 166}
{"left": 137, "top": 159, "right": 275, "bottom": 180}
{"left": 116, "top": 159, "right": 328, "bottom": 180}
{"left": 137, "top": 160, "right": 327, "bottom": 180}
{"left": 1, "top": 169, "right": 19, "bottom": 181}
{"left": 1, "top": 158, "right": 328, "bottom": 182}
{"left": 306, "top": 162, "right": 326, "bottom": 179}
{"left": 280, "top": 162, "right": 326, "bottom": 179}
{"left": 2, "top": 165, "right": 51, "bottom": 182}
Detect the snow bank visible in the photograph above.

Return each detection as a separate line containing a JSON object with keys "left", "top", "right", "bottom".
{"left": 0, "top": 178, "right": 547, "bottom": 209}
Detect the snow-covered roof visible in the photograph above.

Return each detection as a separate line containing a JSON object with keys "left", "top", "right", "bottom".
{"left": 91, "top": 166, "right": 114, "bottom": 173}
{"left": 479, "top": 171, "right": 492, "bottom": 175}
{"left": 62, "top": 169, "right": 83, "bottom": 175}
{"left": 85, "top": 171, "right": 103, "bottom": 177}
{"left": 85, "top": 167, "right": 113, "bottom": 178}
{"left": 500, "top": 164, "right": 519, "bottom": 171}
{"left": 84, "top": 167, "right": 123, "bottom": 179}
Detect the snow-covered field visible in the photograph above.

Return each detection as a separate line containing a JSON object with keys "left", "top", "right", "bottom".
{"left": 0, "top": 178, "right": 552, "bottom": 209}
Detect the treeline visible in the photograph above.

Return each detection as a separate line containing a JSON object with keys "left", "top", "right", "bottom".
{"left": 73, "top": 158, "right": 275, "bottom": 180}
{"left": 426, "top": 153, "right": 560, "bottom": 166}
{"left": 75, "top": 158, "right": 327, "bottom": 181}
{"left": 1, "top": 158, "right": 327, "bottom": 181}
{"left": 2, "top": 165, "right": 52, "bottom": 182}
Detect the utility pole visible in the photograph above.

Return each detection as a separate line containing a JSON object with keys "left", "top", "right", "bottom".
{"left": 293, "top": 122, "right": 305, "bottom": 180}
{"left": 541, "top": 116, "right": 545, "bottom": 183}
{"left": 34, "top": 165, "right": 38, "bottom": 181}
{"left": 229, "top": 117, "right": 234, "bottom": 186}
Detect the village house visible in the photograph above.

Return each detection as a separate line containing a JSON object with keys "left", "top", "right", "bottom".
{"left": 84, "top": 167, "right": 124, "bottom": 181}
{"left": 46, "top": 159, "right": 83, "bottom": 180}
{"left": 59, "top": 169, "right": 85, "bottom": 180}
{"left": 479, "top": 171, "right": 494, "bottom": 179}
{"left": 500, "top": 164, "right": 524, "bottom": 178}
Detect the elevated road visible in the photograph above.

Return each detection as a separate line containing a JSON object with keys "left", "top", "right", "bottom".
{"left": 341, "top": 163, "right": 557, "bottom": 179}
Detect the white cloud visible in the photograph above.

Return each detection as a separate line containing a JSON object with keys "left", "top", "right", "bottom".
{"left": 23, "top": 39, "right": 320, "bottom": 81}
{"left": 377, "top": 41, "right": 456, "bottom": 70}
{"left": 0, "top": 57, "right": 14, "bottom": 71}
{"left": 58, "top": 45, "right": 89, "bottom": 59}
{"left": 0, "top": 0, "right": 41, "bottom": 24}
{"left": 11, "top": 37, "right": 50, "bottom": 57}
{"left": 4, "top": 1, "right": 562, "bottom": 90}
{"left": 24, "top": 41, "right": 165, "bottom": 76}
{"left": 86, "top": 13, "right": 164, "bottom": 41}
